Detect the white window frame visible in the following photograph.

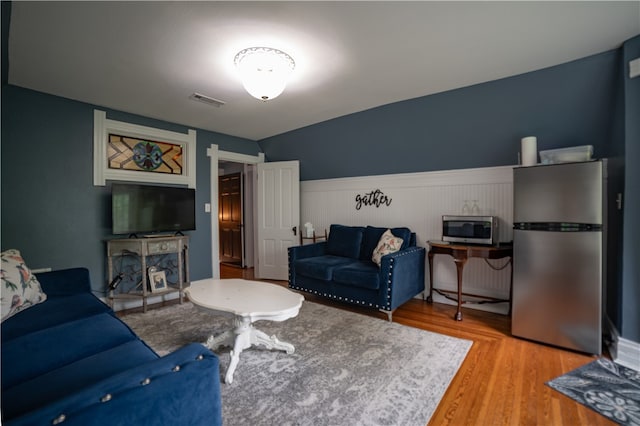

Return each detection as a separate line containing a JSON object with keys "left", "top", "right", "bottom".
{"left": 93, "top": 110, "right": 197, "bottom": 188}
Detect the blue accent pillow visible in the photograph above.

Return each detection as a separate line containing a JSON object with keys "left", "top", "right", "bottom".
{"left": 326, "top": 225, "right": 365, "bottom": 259}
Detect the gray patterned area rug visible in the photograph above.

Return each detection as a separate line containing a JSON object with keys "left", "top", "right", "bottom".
{"left": 547, "top": 358, "right": 640, "bottom": 425}
{"left": 122, "top": 301, "right": 472, "bottom": 426}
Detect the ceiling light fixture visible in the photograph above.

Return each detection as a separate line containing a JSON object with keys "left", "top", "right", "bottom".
{"left": 234, "top": 47, "right": 295, "bottom": 101}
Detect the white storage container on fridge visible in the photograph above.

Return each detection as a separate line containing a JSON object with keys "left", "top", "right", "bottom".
{"left": 539, "top": 145, "right": 593, "bottom": 164}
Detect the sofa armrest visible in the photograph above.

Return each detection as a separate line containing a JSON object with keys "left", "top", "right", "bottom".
{"left": 288, "top": 242, "right": 328, "bottom": 287}
{"left": 35, "top": 268, "right": 91, "bottom": 297}
{"left": 288, "top": 242, "right": 327, "bottom": 261}
{"left": 6, "top": 343, "right": 222, "bottom": 426}
{"left": 378, "top": 246, "right": 426, "bottom": 310}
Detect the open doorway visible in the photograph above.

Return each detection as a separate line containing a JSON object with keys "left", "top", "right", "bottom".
{"left": 208, "top": 145, "right": 264, "bottom": 280}
{"left": 218, "top": 171, "right": 242, "bottom": 267}
{"left": 209, "top": 146, "right": 301, "bottom": 281}
{"left": 218, "top": 162, "right": 255, "bottom": 270}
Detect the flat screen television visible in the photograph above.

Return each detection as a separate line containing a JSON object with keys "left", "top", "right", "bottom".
{"left": 112, "top": 183, "right": 196, "bottom": 236}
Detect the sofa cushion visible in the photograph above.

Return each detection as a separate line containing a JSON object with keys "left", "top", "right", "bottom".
{"left": 1, "top": 249, "right": 47, "bottom": 322}
{"left": 2, "top": 312, "right": 139, "bottom": 389}
{"left": 1, "top": 293, "right": 112, "bottom": 343}
{"left": 2, "top": 340, "right": 158, "bottom": 421}
{"left": 360, "top": 226, "right": 412, "bottom": 260}
{"left": 326, "top": 225, "right": 365, "bottom": 259}
{"left": 333, "top": 262, "right": 380, "bottom": 290}
{"left": 8, "top": 344, "right": 222, "bottom": 426}
{"left": 295, "top": 256, "right": 354, "bottom": 281}
{"left": 372, "top": 229, "right": 404, "bottom": 266}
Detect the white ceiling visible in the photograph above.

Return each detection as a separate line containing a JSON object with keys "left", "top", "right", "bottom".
{"left": 8, "top": 1, "right": 640, "bottom": 141}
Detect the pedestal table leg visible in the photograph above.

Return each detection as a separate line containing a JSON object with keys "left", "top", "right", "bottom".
{"left": 251, "top": 328, "right": 295, "bottom": 354}
{"left": 205, "top": 331, "right": 235, "bottom": 351}
{"left": 224, "top": 317, "right": 252, "bottom": 384}
{"left": 205, "top": 315, "right": 297, "bottom": 384}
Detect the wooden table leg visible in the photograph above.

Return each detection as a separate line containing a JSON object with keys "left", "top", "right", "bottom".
{"left": 427, "top": 241, "right": 512, "bottom": 322}
{"left": 426, "top": 251, "right": 434, "bottom": 302}
{"left": 453, "top": 258, "right": 467, "bottom": 321}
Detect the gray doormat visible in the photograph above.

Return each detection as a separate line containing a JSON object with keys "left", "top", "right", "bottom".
{"left": 547, "top": 358, "right": 640, "bottom": 425}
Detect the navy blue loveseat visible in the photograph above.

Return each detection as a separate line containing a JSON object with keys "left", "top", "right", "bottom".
{"left": 1, "top": 268, "right": 222, "bottom": 426}
{"left": 288, "top": 225, "right": 425, "bottom": 320}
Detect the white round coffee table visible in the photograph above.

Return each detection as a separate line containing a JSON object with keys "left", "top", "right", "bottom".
{"left": 185, "top": 278, "right": 304, "bottom": 384}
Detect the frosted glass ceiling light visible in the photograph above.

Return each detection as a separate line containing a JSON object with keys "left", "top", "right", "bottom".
{"left": 234, "top": 47, "right": 295, "bottom": 101}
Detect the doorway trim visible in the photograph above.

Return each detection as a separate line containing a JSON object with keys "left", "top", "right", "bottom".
{"left": 207, "top": 144, "right": 264, "bottom": 278}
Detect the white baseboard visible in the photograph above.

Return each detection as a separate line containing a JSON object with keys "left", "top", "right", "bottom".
{"left": 615, "top": 337, "right": 640, "bottom": 371}
{"left": 605, "top": 317, "right": 640, "bottom": 372}
{"left": 429, "top": 293, "right": 509, "bottom": 315}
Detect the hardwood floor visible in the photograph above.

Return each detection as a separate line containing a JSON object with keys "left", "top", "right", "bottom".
{"left": 223, "top": 265, "right": 612, "bottom": 425}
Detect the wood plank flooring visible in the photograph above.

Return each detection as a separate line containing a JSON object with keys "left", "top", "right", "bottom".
{"left": 220, "top": 265, "right": 612, "bottom": 425}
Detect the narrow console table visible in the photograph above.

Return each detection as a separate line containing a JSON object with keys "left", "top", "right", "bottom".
{"left": 426, "top": 240, "right": 512, "bottom": 321}
{"left": 107, "top": 236, "right": 189, "bottom": 312}
{"left": 299, "top": 229, "right": 327, "bottom": 245}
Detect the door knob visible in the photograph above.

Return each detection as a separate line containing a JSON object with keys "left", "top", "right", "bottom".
{"left": 292, "top": 226, "right": 297, "bottom": 236}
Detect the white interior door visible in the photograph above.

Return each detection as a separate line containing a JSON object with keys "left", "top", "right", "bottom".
{"left": 256, "top": 160, "right": 300, "bottom": 280}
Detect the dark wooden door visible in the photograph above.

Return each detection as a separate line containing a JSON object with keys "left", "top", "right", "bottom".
{"left": 219, "top": 172, "right": 243, "bottom": 266}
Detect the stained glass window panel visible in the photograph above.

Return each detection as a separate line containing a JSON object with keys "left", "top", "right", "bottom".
{"left": 108, "top": 134, "right": 183, "bottom": 175}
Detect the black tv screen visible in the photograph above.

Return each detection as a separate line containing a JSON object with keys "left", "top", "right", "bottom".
{"left": 112, "top": 183, "right": 196, "bottom": 235}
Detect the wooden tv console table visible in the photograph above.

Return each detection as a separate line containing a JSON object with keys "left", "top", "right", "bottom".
{"left": 107, "top": 235, "right": 189, "bottom": 312}
{"left": 426, "top": 240, "right": 513, "bottom": 321}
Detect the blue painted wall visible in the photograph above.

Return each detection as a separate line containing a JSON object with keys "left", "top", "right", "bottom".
{"left": 1, "top": 85, "right": 261, "bottom": 294}
{"left": 259, "top": 50, "right": 622, "bottom": 181}
{"left": 622, "top": 35, "right": 640, "bottom": 342}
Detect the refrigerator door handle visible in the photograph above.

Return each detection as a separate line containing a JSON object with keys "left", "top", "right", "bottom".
{"left": 514, "top": 222, "right": 602, "bottom": 232}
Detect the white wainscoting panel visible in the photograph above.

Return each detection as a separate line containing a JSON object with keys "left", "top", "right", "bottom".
{"left": 300, "top": 165, "right": 515, "bottom": 315}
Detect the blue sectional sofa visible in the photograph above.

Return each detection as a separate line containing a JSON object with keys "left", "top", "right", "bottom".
{"left": 1, "top": 267, "right": 222, "bottom": 426}
{"left": 288, "top": 225, "right": 425, "bottom": 320}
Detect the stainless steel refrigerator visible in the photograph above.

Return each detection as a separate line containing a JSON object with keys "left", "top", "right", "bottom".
{"left": 512, "top": 160, "right": 611, "bottom": 355}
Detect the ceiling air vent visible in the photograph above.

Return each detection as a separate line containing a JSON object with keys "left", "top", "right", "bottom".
{"left": 189, "top": 92, "right": 226, "bottom": 107}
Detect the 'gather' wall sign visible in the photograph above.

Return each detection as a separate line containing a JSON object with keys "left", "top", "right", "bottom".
{"left": 355, "top": 189, "right": 392, "bottom": 210}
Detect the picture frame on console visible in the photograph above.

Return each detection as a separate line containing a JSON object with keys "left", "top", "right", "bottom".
{"left": 149, "top": 270, "right": 168, "bottom": 293}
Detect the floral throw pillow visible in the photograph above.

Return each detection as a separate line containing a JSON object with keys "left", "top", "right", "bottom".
{"left": 1, "top": 249, "right": 47, "bottom": 322}
{"left": 372, "top": 229, "right": 404, "bottom": 266}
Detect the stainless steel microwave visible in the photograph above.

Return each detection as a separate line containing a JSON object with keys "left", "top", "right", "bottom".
{"left": 442, "top": 215, "right": 498, "bottom": 245}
